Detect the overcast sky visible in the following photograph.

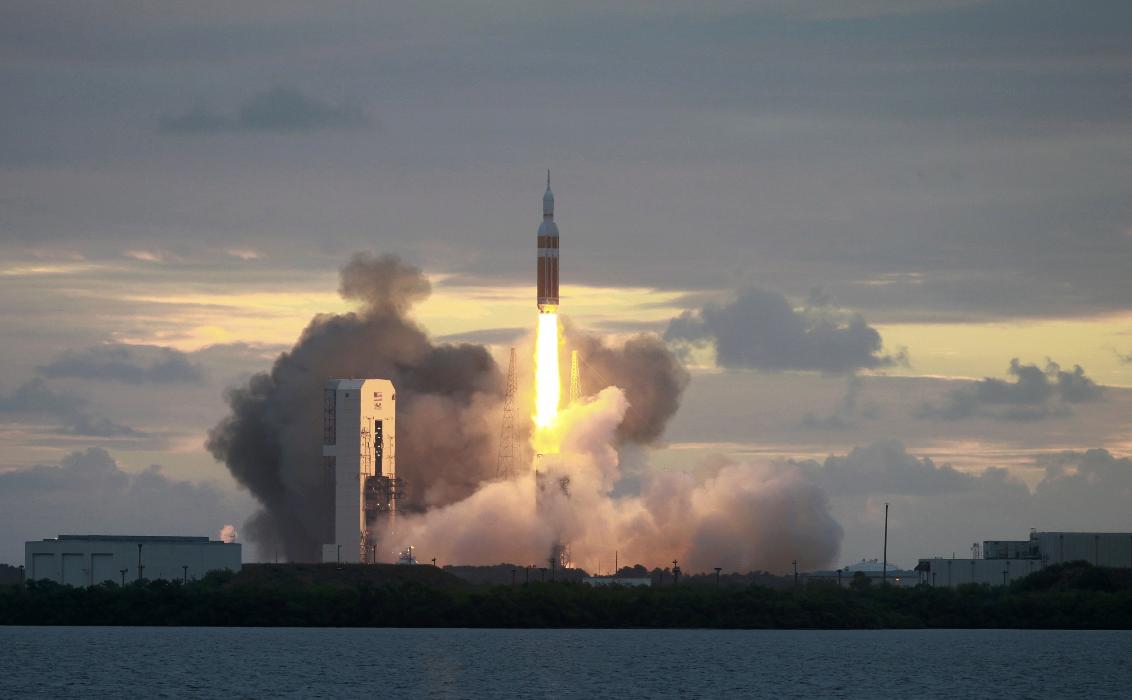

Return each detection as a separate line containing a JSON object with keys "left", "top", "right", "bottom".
{"left": 2, "top": 1, "right": 1131, "bottom": 568}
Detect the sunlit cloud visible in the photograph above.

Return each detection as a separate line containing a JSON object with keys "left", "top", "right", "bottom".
{"left": 225, "top": 248, "right": 262, "bottom": 260}
{"left": 123, "top": 250, "right": 165, "bottom": 263}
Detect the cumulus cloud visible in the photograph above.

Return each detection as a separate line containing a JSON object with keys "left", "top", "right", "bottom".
{"left": 919, "top": 359, "right": 1102, "bottom": 421}
{"left": 38, "top": 344, "right": 204, "bottom": 384}
{"left": 665, "top": 287, "right": 901, "bottom": 373}
{"left": 160, "top": 87, "right": 370, "bottom": 134}
{"left": 0, "top": 448, "right": 245, "bottom": 564}
{"left": 0, "top": 378, "right": 142, "bottom": 437}
{"left": 790, "top": 440, "right": 1132, "bottom": 565}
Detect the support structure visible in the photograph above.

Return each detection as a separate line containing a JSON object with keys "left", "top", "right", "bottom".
{"left": 496, "top": 347, "right": 518, "bottom": 479}
{"left": 569, "top": 350, "right": 581, "bottom": 404}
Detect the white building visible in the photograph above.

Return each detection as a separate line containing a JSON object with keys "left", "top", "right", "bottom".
{"left": 916, "top": 531, "right": 1132, "bottom": 588}
{"left": 321, "top": 378, "right": 398, "bottom": 564}
{"left": 914, "top": 557, "right": 1043, "bottom": 588}
{"left": 25, "top": 535, "right": 241, "bottom": 586}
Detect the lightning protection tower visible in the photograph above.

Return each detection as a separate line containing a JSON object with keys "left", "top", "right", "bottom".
{"left": 496, "top": 347, "right": 518, "bottom": 479}
{"left": 569, "top": 350, "right": 581, "bottom": 404}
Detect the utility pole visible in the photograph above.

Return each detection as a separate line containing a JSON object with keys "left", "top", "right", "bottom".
{"left": 793, "top": 560, "right": 798, "bottom": 588}
{"left": 182, "top": 565, "right": 188, "bottom": 584}
{"left": 672, "top": 560, "right": 680, "bottom": 586}
{"left": 882, "top": 502, "right": 889, "bottom": 587}
{"left": 120, "top": 569, "right": 127, "bottom": 587}
{"left": 137, "top": 543, "right": 144, "bottom": 582}
{"left": 511, "top": 568, "right": 517, "bottom": 587}
{"left": 714, "top": 567, "right": 722, "bottom": 588}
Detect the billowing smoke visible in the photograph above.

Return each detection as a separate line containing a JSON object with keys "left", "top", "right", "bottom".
{"left": 208, "top": 252, "right": 841, "bottom": 571}
{"left": 564, "top": 322, "right": 689, "bottom": 444}
{"left": 207, "top": 254, "right": 506, "bottom": 561}
{"left": 394, "top": 388, "right": 843, "bottom": 573}
{"left": 219, "top": 524, "right": 238, "bottom": 543}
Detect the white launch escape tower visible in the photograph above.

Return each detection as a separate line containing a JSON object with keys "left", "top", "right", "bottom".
{"left": 321, "top": 379, "right": 399, "bottom": 563}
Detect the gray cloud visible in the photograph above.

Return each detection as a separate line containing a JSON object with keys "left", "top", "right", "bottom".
{"left": 0, "top": 378, "right": 142, "bottom": 437}
{"left": 919, "top": 359, "right": 1102, "bottom": 421}
{"left": 160, "top": 87, "right": 370, "bottom": 134}
{"left": 38, "top": 343, "right": 204, "bottom": 384}
{"left": 437, "top": 327, "right": 526, "bottom": 346}
{"left": 0, "top": 448, "right": 245, "bottom": 564}
{"left": 791, "top": 440, "right": 1132, "bottom": 565}
{"left": 665, "top": 287, "right": 901, "bottom": 373}
{"left": 796, "top": 439, "right": 985, "bottom": 496}
{"left": 800, "top": 374, "right": 878, "bottom": 431}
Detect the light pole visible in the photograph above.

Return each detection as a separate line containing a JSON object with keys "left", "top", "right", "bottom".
{"left": 119, "top": 569, "right": 127, "bottom": 587}
{"left": 182, "top": 565, "right": 188, "bottom": 584}
{"left": 511, "top": 568, "right": 517, "bottom": 587}
{"left": 137, "top": 543, "right": 144, "bottom": 582}
{"left": 793, "top": 560, "right": 798, "bottom": 588}
{"left": 714, "top": 567, "right": 722, "bottom": 588}
{"left": 672, "top": 560, "right": 680, "bottom": 586}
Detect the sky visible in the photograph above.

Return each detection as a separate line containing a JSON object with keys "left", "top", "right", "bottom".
{"left": 2, "top": 0, "right": 1131, "bottom": 569}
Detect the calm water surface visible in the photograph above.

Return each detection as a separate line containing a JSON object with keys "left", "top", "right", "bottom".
{"left": 2, "top": 627, "right": 1130, "bottom": 698}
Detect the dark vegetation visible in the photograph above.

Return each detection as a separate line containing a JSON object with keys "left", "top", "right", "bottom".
{"left": 1, "top": 562, "right": 1129, "bottom": 629}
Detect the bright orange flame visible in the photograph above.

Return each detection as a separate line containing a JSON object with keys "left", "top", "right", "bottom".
{"left": 533, "top": 311, "right": 561, "bottom": 453}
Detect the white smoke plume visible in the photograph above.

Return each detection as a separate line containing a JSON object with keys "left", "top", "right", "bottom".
{"left": 219, "top": 524, "right": 238, "bottom": 544}
{"left": 392, "top": 387, "right": 842, "bottom": 573}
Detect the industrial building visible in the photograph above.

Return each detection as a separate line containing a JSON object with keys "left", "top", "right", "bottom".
{"left": 916, "top": 531, "right": 1132, "bottom": 588}
{"left": 805, "top": 559, "right": 918, "bottom": 588}
{"left": 322, "top": 378, "right": 400, "bottom": 564}
{"left": 25, "top": 535, "right": 241, "bottom": 586}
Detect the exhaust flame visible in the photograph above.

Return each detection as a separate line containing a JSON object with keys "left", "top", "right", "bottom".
{"left": 534, "top": 312, "right": 561, "bottom": 452}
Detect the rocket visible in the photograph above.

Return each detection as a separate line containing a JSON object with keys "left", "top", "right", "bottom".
{"left": 537, "top": 170, "right": 559, "bottom": 313}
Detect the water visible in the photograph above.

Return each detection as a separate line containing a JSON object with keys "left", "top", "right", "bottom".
{"left": 1, "top": 627, "right": 1129, "bottom": 698}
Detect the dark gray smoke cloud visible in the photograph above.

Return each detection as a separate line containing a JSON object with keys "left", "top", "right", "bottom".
{"left": 665, "top": 287, "right": 900, "bottom": 373}
{"left": 38, "top": 343, "right": 203, "bottom": 384}
{"left": 565, "top": 323, "right": 690, "bottom": 444}
{"left": 207, "top": 253, "right": 691, "bottom": 561}
{"left": 207, "top": 253, "right": 504, "bottom": 561}
{"left": 919, "top": 358, "right": 1102, "bottom": 421}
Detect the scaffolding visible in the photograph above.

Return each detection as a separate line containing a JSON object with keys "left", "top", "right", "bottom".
{"left": 496, "top": 347, "right": 518, "bottom": 479}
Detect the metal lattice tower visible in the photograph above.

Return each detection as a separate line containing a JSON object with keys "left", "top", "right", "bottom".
{"left": 569, "top": 350, "right": 580, "bottom": 404}
{"left": 496, "top": 347, "right": 518, "bottom": 479}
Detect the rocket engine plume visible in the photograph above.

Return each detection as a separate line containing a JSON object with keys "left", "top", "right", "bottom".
{"left": 534, "top": 312, "right": 561, "bottom": 434}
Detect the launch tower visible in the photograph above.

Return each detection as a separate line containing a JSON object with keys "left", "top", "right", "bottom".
{"left": 321, "top": 379, "right": 400, "bottom": 563}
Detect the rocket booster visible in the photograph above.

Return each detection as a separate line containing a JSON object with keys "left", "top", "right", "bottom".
{"left": 537, "top": 170, "right": 560, "bottom": 313}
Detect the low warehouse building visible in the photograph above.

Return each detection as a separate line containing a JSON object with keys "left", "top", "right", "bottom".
{"left": 917, "top": 531, "right": 1132, "bottom": 588}
{"left": 25, "top": 535, "right": 241, "bottom": 586}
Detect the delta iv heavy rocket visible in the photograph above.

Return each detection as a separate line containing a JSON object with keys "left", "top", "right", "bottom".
{"left": 537, "top": 170, "right": 559, "bottom": 313}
